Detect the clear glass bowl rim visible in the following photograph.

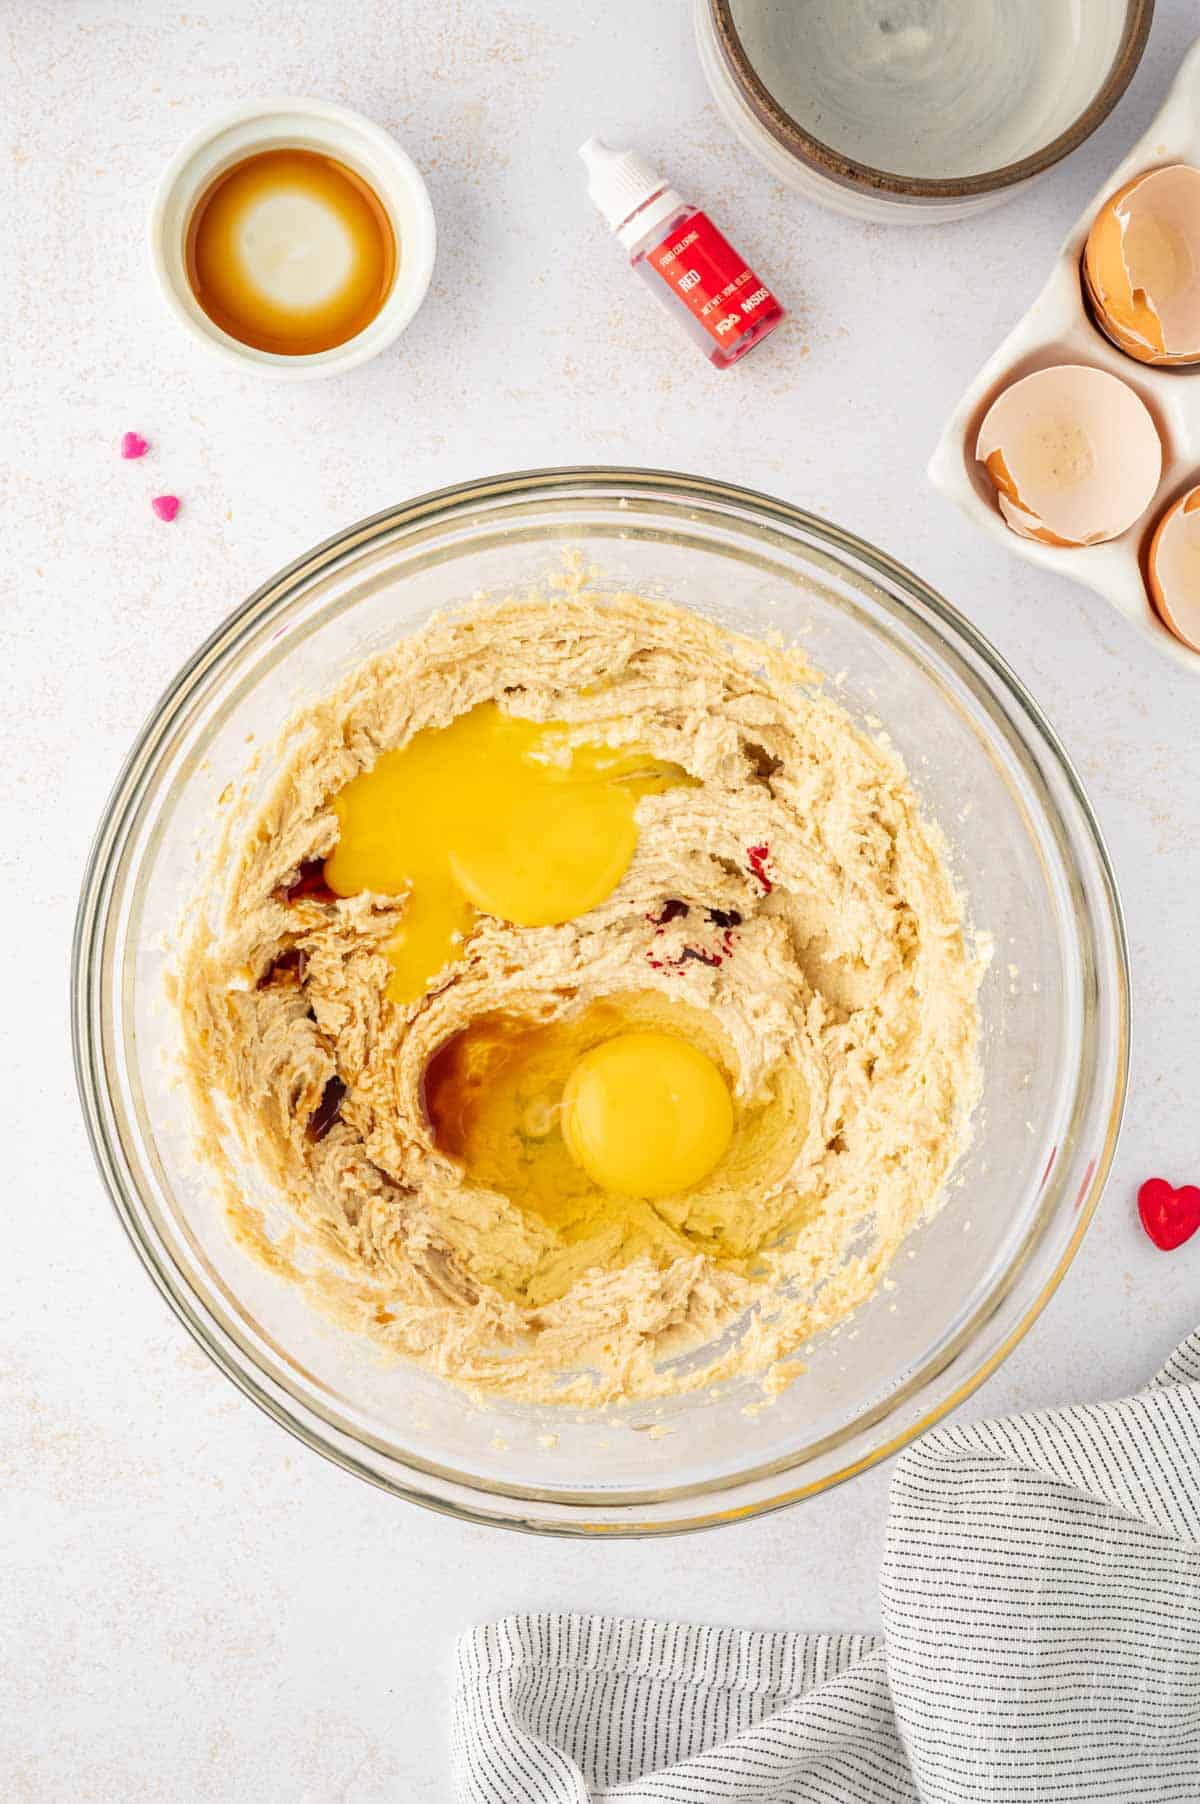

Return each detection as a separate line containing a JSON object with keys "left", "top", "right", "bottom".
{"left": 71, "top": 466, "right": 1130, "bottom": 1535}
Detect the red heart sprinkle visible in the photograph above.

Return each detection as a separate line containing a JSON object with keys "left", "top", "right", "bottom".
{"left": 1137, "top": 1177, "right": 1200, "bottom": 1252}
{"left": 151, "top": 494, "right": 180, "bottom": 523}
{"left": 120, "top": 431, "right": 149, "bottom": 459}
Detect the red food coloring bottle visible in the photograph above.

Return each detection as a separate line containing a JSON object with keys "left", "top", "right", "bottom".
{"left": 580, "top": 137, "right": 784, "bottom": 369}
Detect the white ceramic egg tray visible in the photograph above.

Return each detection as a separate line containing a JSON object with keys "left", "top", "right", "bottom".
{"left": 929, "top": 35, "right": 1200, "bottom": 674}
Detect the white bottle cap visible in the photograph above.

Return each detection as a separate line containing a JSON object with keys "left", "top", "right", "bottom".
{"left": 579, "top": 136, "right": 684, "bottom": 249}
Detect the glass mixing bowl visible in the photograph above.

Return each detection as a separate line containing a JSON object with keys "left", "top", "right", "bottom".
{"left": 73, "top": 469, "right": 1129, "bottom": 1534}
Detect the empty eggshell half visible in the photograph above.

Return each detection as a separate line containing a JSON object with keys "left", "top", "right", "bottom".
{"left": 976, "top": 364, "right": 1162, "bottom": 548}
{"left": 1147, "top": 484, "right": 1200, "bottom": 653}
{"left": 1083, "top": 164, "right": 1200, "bottom": 367}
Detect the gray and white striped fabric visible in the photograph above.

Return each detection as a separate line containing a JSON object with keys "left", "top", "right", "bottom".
{"left": 453, "top": 1331, "right": 1200, "bottom": 1802}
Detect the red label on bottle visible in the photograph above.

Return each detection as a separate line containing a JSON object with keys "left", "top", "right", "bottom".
{"left": 645, "top": 213, "right": 779, "bottom": 348}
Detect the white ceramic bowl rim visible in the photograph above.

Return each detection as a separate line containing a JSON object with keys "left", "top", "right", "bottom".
{"left": 700, "top": 0, "right": 1154, "bottom": 199}
{"left": 148, "top": 96, "right": 436, "bottom": 380}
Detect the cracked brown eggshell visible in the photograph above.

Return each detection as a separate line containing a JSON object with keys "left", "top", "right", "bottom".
{"left": 976, "top": 364, "right": 1162, "bottom": 548}
{"left": 1147, "top": 483, "right": 1200, "bottom": 653}
{"left": 1083, "top": 164, "right": 1200, "bottom": 368}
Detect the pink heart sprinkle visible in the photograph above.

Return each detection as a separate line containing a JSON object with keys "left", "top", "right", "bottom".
{"left": 121, "top": 431, "right": 149, "bottom": 459}
{"left": 151, "top": 494, "right": 181, "bottom": 523}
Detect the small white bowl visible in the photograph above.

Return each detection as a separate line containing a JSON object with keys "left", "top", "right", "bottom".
{"left": 149, "top": 98, "right": 436, "bottom": 380}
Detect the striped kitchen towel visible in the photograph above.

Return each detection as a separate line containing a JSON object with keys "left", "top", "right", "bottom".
{"left": 453, "top": 1330, "right": 1200, "bottom": 1801}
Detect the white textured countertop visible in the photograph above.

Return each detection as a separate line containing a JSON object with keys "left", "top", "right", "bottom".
{"left": 6, "top": 4, "right": 1200, "bottom": 1798}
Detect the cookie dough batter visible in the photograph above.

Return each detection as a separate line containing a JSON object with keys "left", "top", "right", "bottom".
{"left": 177, "top": 585, "right": 984, "bottom": 1404}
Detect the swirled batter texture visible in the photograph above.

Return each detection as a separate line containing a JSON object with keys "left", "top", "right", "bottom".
{"left": 177, "top": 588, "right": 984, "bottom": 1404}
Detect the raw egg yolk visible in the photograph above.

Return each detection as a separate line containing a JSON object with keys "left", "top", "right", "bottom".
{"left": 561, "top": 1031, "right": 733, "bottom": 1199}
{"left": 323, "top": 703, "right": 690, "bottom": 1004}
